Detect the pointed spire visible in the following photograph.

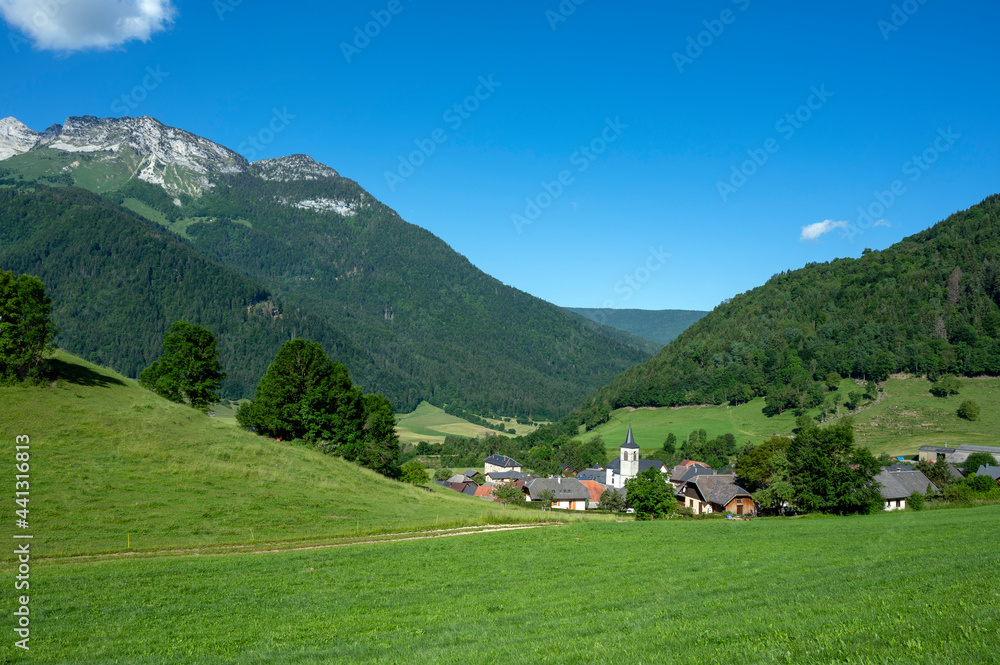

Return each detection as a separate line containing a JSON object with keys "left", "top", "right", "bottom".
{"left": 622, "top": 422, "right": 639, "bottom": 449}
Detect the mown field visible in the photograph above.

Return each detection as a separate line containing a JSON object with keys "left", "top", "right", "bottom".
{"left": 585, "top": 376, "right": 1000, "bottom": 458}
{"left": 0, "top": 353, "right": 560, "bottom": 558}
{"left": 3, "top": 506, "right": 997, "bottom": 664}
{"left": 395, "top": 401, "right": 539, "bottom": 445}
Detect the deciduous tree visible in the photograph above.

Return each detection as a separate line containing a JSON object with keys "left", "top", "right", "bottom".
{"left": 140, "top": 321, "right": 224, "bottom": 410}
{"left": 0, "top": 271, "right": 55, "bottom": 384}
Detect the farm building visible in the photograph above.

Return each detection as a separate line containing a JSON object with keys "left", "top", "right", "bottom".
{"left": 676, "top": 474, "right": 755, "bottom": 515}
{"left": 484, "top": 454, "right": 521, "bottom": 474}
{"left": 874, "top": 468, "right": 937, "bottom": 511}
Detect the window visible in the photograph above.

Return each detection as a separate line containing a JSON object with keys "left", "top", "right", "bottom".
{"left": 736, "top": 500, "right": 742, "bottom": 504}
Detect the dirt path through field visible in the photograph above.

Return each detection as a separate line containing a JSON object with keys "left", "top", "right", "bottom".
{"left": 36, "top": 523, "right": 559, "bottom": 565}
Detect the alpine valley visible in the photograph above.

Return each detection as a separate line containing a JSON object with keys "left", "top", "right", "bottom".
{"left": 0, "top": 114, "right": 661, "bottom": 419}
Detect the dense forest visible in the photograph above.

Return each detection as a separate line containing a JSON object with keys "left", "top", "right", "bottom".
{"left": 0, "top": 183, "right": 416, "bottom": 405}
{"left": 576, "top": 194, "right": 1000, "bottom": 425}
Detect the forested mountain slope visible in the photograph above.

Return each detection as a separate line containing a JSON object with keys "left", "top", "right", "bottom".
{"left": 0, "top": 183, "right": 413, "bottom": 404}
{"left": 577, "top": 194, "right": 1000, "bottom": 424}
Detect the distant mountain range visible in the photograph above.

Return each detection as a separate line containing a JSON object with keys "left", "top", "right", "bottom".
{"left": 566, "top": 308, "right": 707, "bottom": 346}
{"left": 0, "top": 114, "right": 656, "bottom": 419}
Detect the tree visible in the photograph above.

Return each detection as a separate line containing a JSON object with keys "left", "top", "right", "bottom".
{"left": 908, "top": 491, "right": 925, "bottom": 511}
{"left": 0, "top": 271, "right": 56, "bottom": 383}
{"left": 237, "top": 339, "right": 401, "bottom": 477}
{"left": 140, "top": 321, "right": 224, "bottom": 410}
{"left": 787, "top": 421, "right": 883, "bottom": 515}
{"left": 538, "top": 489, "right": 556, "bottom": 509}
{"left": 967, "top": 474, "right": 995, "bottom": 493}
{"left": 962, "top": 451, "right": 997, "bottom": 476}
{"left": 623, "top": 468, "right": 676, "bottom": 518}
{"left": 433, "top": 467, "right": 452, "bottom": 481}
{"left": 956, "top": 400, "right": 980, "bottom": 421}
{"left": 663, "top": 433, "right": 677, "bottom": 454}
{"left": 493, "top": 482, "right": 525, "bottom": 505}
{"left": 930, "top": 375, "right": 961, "bottom": 398}
{"left": 916, "top": 459, "right": 956, "bottom": 488}
{"left": 825, "top": 372, "right": 841, "bottom": 391}
{"left": 401, "top": 461, "right": 429, "bottom": 485}
{"left": 597, "top": 488, "right": 626, "bottom": 512}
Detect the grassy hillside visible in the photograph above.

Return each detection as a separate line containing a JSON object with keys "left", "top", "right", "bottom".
{"left": 567, "top": 307, "right": 707, "bottom": 345}
{"left": 8, "top": 506, "right": 998, "bottom": 663}
{"left": 584, "top": 375, "right": 1000, "bottom": 457}
{"left": 0, "top": 352, "right": 552, "bottom": 558}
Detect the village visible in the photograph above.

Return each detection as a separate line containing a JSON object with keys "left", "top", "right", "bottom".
{"left": 437, "top": 426, "right": 1000, "bottom": 515}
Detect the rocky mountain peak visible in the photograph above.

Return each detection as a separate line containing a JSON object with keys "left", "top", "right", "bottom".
{"left": 252, "top": 154, "right": 340, "bottom": 182}
{"left": 0, "top": 117, "right": 42, "bottom": 161}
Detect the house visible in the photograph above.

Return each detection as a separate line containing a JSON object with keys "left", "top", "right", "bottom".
{"left": 559, "top": 464, "right": 578, "bottom": 477}
{"left": 484, "top": 454, "right": 521, "bottom": 474}
{"left": 473, "top": 485, "right": 495, "bottom": 499}
{"left": 976, "top": 465, "right": 1000, "bottom": 484}
{"left": 447, "top": 474, "right": 475, "bottom": 485}
{"left": 523, "top": 477, "right": 590, "bottom": 510}
{"left": 677, "top": 473, "right": 755, "bottom": 515}
{"left": 463, "top": 469, "right": 482, "bottom": 480}
{"left": 578, "top": 480, "right": 609, "bottom": 508}
{"left": 484, "top": 470, "right": 531, "bottom": 484}
{"left": 874, "top": 468, "right": 937, "bottom": 511}
{"left": 605, "top": 425, "right": 669, "bottom": 489}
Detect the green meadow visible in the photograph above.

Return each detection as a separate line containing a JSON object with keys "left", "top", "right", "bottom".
{"left": 586, "top": 376, "right": 1000, "bottom": 458}
{"left": 395, "top": 401, "right": 539, "bottom": 445}
{"left": 4, "top": 506, "right": 998, "bottom": 664}
{"left": 0, "top": 353, "right": 558, "bottom": 558}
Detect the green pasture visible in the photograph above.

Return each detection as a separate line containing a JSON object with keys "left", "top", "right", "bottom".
{"left": 586, "top": 376, "right": 1000, "bottom": 458}
{"left": 395, "top": 401, "right": 513, "bottom": 445}
{"left": 5, "top": 506, "right": 998, "bottom": 664}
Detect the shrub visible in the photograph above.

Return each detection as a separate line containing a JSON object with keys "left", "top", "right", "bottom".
{"left": 930, "top": 375, "right": 961, "bottom": 398}
{"left": 956, "top": 400, "right": 980, "bottom": 421}
{"left": 943, "top": 483, "right": 974, "bottom": 505}
{"left": 908, "top": 491, "right": 925, "bottom": 511}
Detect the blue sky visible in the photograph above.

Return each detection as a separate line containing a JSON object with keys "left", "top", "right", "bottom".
{"left": 2, "top": 0, "right": 998, "bottom": 311}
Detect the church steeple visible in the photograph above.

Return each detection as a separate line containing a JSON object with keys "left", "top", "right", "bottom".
{"left": 622, "top": 423, "right": 639, "bottom": 449}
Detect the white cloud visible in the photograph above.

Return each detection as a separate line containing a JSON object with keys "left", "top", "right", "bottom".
{"left": 1, "top": 0, "right": 177, "bottom": 51}
{"left": 800, "top": 219, "right": 848, "bottom": 242}
{"left": 874, "top": 219, "right": 891, "bottom": 228}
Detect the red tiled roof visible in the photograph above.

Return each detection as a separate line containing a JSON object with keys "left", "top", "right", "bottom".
{"left": 579, "top": 480, "right": 607, "bottom": 503}
{"left": 473, "top": 485, "right": 493, "bottom": 497}
{"left": 680, "top": 460, "right": 712, "bottom": 468}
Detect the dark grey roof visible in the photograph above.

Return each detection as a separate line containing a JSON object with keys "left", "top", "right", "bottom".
{"left": 919, "top": 445, "right": 956, "bottom": 454}
{"left": 486, "top": 471, "right": 530, "bottom": 480}
{"left": 884, "top": 463, "right": 916, "bottom": 473}
{"left": 484, "top": 454, "right": 520, "bottom": 468}
{"left": 875, "top": 469, "right": 937, "bottom": 500}
{"left": 977, "top": 465, "right": 1000, "bottom": 481}
{"left": 447, "top": 474, "right": 473, "bottom": 484}
{"left": 607, "top": 458, "right": 667, "bottom": 473}
{"left": 576, "top": 468, "right": 608, "bottom": 482}
{"left": 525, "top": 477, "right": 590, "bottom": 501}
{"left": 955, "top": 444, "right": 1000, "bottom": 454}
{"left": 946, "top": 464, "right": 965, "bottom": 480}
{"left": 462, "top": 484, "right": 478, "bottom": 496}
{"left": 621, "top": 424, "right": 639, "bottom": 449}
{"left": 670, "top": 465, "right": 715, "bottom": 484}
{"left": 463, "top": 469, "right": 481, "bottom": 477}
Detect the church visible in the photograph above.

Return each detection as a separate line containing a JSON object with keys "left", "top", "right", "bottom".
{"left": 604, "top": 424, "right": 669, "bottom": 489}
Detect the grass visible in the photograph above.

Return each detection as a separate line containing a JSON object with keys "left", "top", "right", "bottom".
{"left": 3, "top": 506, "right": 997, "bottom": 664}
{"left": 394, "top": 401, "right": 536, "bottom": 445}
{"left": 585, "top": 376, "right": 1000, "bottom": 458}
{"left": 120, "top": 197, "right": 167, "bottom": 224}
{"left": 3, "top": 148, "right": 134, "bottom": 192}
{"left": 0, "top": 353, "right": 565, "bottom": 558}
